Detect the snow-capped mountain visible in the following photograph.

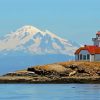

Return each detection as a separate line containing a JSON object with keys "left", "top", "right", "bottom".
{"left": 0, "top": 25, "right": 80, "bottom": 75}
{"left": 0, "top": 25, "right": 78, "bottom": 56}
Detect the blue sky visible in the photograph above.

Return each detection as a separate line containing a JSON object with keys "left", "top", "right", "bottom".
{"left": 0, "top": 0, "right": 100, "bottom": 45}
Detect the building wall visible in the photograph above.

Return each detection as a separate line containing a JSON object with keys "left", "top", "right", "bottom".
{"left": 90, "top": 55, "right": 95, "bottom": 62}
{"left": 75, "top": 49, "right": 100, "bottom": 61}
{"left": 79, "top": 50, "right": 90, "bottom": 61}
{"left": 94, "top": 54, "right": 100, "bottom": 61}
{"left": 93, "top": 40, "right": 100, "bottom": 47}
{"left": 79, "top": 50, "right": 90, "bottom": 55}
{"left": 75, "top": 54, "right": 78, "bottom": 60}
{"left": 92, "top": 36, "right": 100, "bottom": 47}
{"left": 75, "top": 50, "right": 90, "bottom": 61}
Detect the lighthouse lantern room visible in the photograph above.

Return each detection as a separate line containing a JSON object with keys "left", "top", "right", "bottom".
{"left": 92, "top": 31, "right": 100, "bottom": 47}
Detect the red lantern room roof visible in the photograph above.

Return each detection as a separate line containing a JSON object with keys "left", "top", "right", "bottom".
{"left": 96, "top": 31, "right": 100, "bottom": 35}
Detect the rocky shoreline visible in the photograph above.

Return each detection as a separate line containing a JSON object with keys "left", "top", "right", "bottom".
{"left": 1, "top": 61, "right": 100, "bottom": 83}
{"left": 1, "top": 76, "right": 100, "bottom": 84}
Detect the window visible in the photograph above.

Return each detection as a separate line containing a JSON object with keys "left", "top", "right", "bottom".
{"left": 80, "top": 54, "right": 82, "bottom": 60}
{"left": 83, "top": 55, "right": 86, "bottom": 60}
{"left": 78, "top": 55, "right": 79, "bottom": 60}
{"left": 87, "top": 54, "right": 90, "bottom": 60}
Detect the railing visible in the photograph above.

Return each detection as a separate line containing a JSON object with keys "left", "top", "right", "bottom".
{"left": 92, "top": 38, "right": 100, "bottom": 41}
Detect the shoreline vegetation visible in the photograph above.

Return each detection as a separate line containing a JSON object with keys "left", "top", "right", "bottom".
{"left": 0, "top": 61, "right": 100, "bottom": 83}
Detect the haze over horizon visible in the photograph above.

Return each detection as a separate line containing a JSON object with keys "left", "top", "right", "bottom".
{"left": 0, "top": 0, "right": 100, "bottom": 45}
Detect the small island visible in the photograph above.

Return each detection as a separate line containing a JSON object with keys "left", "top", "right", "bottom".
{"left": 0, "top": 32, "right": 100, "bottom": 84}
{"left": 0, "top": 61, "right": 100, "bottom": 83}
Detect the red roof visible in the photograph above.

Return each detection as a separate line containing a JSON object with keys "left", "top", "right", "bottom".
{"left": 75, "top": 45, "right": 100, "bottom": 55}
{"left": 96, "top": 31, "right": 100, "bottom": 35}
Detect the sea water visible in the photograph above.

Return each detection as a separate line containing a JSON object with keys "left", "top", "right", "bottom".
{"left": 0, "top": 84, "right": 100, "bottom": 100}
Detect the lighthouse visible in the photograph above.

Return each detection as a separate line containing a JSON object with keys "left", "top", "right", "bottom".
{"left": 75, "top": 31, "right": 100, "bottom": 61}
{"left": 92, "top": 31, "right": 100, "bottom": 47}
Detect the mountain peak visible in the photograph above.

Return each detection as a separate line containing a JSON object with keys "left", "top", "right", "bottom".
{"left": 22, "top": 25, "right": 39, "bottom": 30}
{"left": 16, "top": 25, "right": 42, "bottom": 34}
{"left": 15, "top": 25, "right": 64, "bottom": 40}
{"left": 0, "top": 25, "right": 79, "bottom": 56}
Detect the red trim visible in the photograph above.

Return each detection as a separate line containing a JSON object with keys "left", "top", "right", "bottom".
{"left": 75, "top": 45, "right": 100, "bottom": 54}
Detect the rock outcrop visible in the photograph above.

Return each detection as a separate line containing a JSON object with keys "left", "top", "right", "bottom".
{"left": 1, "top": 61, "right": 100, "bottom": 83}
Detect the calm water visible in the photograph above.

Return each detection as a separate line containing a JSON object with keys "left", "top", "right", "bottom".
{"left": 0, "top": 84, "right": 100, "bottom": 100}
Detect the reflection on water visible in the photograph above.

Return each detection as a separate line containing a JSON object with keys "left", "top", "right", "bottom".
{"left": 0, "top": 84, "right": 100, "bottom": 100}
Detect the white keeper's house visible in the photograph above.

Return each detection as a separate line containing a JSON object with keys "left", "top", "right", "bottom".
{"left": 75, "top": 31, "right": 100, "bottom": 62}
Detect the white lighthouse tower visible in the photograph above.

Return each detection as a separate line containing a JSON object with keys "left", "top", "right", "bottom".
{"left": 92, "top": 31, "right": 100, "bottom": 47}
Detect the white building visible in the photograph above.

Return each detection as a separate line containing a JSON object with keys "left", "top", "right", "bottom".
{"left": 75, "top": 31, "right": 100, "bottom": 62}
